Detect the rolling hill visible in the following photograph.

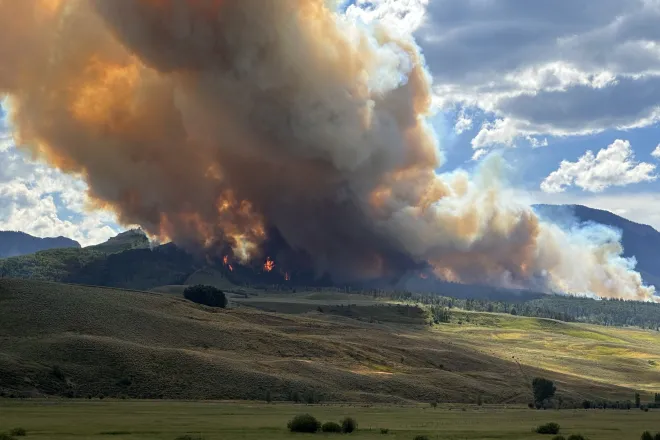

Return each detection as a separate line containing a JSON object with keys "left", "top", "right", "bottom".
{"left": 0, "top": 231, "right": 80, "bottom": 258}
{"left": 1, "top": 278, "right": 658, "bottom": 404}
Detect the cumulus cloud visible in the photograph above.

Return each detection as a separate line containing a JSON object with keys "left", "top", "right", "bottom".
{"left": 541, "top": 139, "right": 657, "bottom": 193}
{"left": 453, "top": 108, "right": 472, "bottom": 134}
{"left": 0, "top": 105, "right": 120, "bottom": 245}
{"left": 652, "top": 144, "right": 660, "bottom": 159}
{"left": 413, "top": 0, "right": 660, "bottom": 148}
{"left": 345, "top": 0, "right": 428, "bottom": 34}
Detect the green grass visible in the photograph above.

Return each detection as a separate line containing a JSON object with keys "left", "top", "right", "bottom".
{"left": 0, "top": 400, "right": 655, "bottom": 440}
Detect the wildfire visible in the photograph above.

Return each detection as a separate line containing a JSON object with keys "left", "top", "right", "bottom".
{"left": 223, "top": 255, "right": 228, "bottom": 265}
{"left": 264, "top": 257, "right": 275, "bottom": 272}
{"left": 284, "top": 272, "right": 290, "bottom": 281}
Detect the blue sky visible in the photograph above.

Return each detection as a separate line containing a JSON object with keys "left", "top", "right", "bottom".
{"left": 1, "top": 0, "right": 660, "bottom": 245}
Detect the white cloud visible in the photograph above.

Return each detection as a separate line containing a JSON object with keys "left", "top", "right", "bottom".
{"left": 410, "top": 0, "right": 660, "bottom": 146}
{"left": 454, "top": 108, "right": 472, "bottom": 134}
{"left": 540, "top": 139, "right": 657, "bottom": 193}
{"left": 0, "top": 107, "right": 121, "bottom": 245}
{"left": 652, "top": 144, "right": 660, "bottom": 159}
{"left": 344, "top": 0, "right": 428, "bottom": 34}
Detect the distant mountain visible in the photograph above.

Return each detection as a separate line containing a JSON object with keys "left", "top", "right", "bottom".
{"left": 0, "top": 231, "right": 80, "bottom": 258}
{"left": 534, "top": 204, "right": 660, "bottom": 289}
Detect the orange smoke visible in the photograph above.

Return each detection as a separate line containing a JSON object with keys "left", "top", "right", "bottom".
{"left": 0, "top": 0, "right": 655, "bottom": 300}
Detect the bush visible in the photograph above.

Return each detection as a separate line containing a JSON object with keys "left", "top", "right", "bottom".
{"left": 413, "top": 436, "right": 429, "bottom": 440}
{"left": 654, "top": 433, "right": 660, "bottom": 440}
{"left": 0, "top": 434, "right": 14, "bottom": 440}
{"left": 287, "top": 414, "right": 321, "bottom": 433}
{"left": 341, "top": 417, "right": 357, "bottom": 434}
{"left": 321, "top": 422, "right": 342, "bottom": 433}
{"left": 183, "top": 285, "right": 227, "bottom": 308}
{"left": 567, "top": 435, "right": 587, "bottom": 440}
{"left": 536, "top": 423, "right": 561, "bottom": 435}
{"left": 174, "top": 436, "right": 204, "bottom": 440}
{"left": 9, "top": 429, "right": 25, "bottom": 437}
{"left": 380, "top": 428, "right": 389, "bottom": 434}
{"left": 641, "top": 432, "right": 654, "bottom": 440}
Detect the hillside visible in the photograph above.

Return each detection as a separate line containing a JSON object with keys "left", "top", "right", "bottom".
{"left": 535, "top": 204, "right": 660, "bottom": 289}
{"left": 0, "top": 230, "right": 198, "bottom": 290}
{"left": 0, "top": 231, "right": 80, "bottom": 258}
{"left": 1, "top": 278, "right": 658, "bottom": 404}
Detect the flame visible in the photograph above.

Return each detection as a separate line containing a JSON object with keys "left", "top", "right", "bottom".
{"left": 264, "top": 257, "right": 275, "bottom": 272}
{"left": 228, "top": 264, "right": 234, "bottom": 272}
{"left": 223, "top": 255, "right": 228, "bottom": 265}
{"left": 285, "top": 272, "right": 290, "bottom": 281}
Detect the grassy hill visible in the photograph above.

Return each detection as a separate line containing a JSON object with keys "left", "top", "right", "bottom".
{"left": 1, "top": 278, "right": 658, "bottom": 405}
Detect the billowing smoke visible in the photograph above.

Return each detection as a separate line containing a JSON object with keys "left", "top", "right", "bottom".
{"left": 0, "top": 0, "right": 655, "bottom": 300}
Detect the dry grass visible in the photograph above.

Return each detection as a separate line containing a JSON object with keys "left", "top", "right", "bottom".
{"left": 0, "top": 278, "right": 657, "bottom": 404}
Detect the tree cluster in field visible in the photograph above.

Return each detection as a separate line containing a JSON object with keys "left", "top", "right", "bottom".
{"left": 378, "top": 289, "right": 660, "bottom": 330}
{"left": 287, "top": 415, "right": 356, "bottom": 434}
{"left": 183, "top": 285, "right": 227, "bottom": 308}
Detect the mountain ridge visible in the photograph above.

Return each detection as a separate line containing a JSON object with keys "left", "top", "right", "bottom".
{"left": 0, "top": 231, "right": 80, "bottom": 258}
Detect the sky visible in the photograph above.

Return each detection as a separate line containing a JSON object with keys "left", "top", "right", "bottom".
{"left": 1, "top": 0, "right": 660, "bottom": 246}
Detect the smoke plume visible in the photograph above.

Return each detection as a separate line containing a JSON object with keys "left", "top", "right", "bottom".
{"left": 0, "top": 0, "right": 655, "bottom": 300}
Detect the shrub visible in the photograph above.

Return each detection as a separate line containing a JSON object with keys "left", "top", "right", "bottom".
{"left": 0, "top": 434, "right": 14, "bottom": 440}
{"left": 9, "top": 429, "right": 25, "bottom": 437}
{"left": 321, "top": 422, "right": 342, "bottom": 433}
{"left": 341, "top": 417, "right": 357, "bottom": 434}
{"left": 183, "top": 285, "right": 227, "bottom": 308}
{"left": 536, "top": 423, "right": 560, "bottom": 435}
{"left": 51, "top": 365, "right": 65, "bottom": 380}
{"left": 413, "top": 436, "right": 429, "bottom": 440}
{"left": 654, "top": 433, "right": 660, "bottom": 440}
{"left": 380, "top": 428, "right": 389, "bottom": 434}
{"left": 287, "top": 414, "right": 321, "bottom": 433}
{"left": 174, "top": 436, "right": 204, "bottom": 440}
{"left": 567, "top": 435, "right": 587, "bottom": 440}
{"left": 641, "top": 432, "right": 654, "bottom": 440}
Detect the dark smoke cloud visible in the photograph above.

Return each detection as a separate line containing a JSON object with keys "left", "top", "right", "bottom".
{"left": 0, "top": 0, "right": 655, "bottom": 300}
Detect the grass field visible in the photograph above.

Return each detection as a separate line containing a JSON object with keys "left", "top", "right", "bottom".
{"left": 0, "top": 400, "right": 657, "bottom": 440}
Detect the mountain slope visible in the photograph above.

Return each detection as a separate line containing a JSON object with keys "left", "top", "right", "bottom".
{"left": 0, "top": 231, "right": 80, "bottom": 258}
{"left": 534, "top": 204, "right": 660, "bottom": 289}
{"left": 0, "top": 229, "right": 196, "bottom": 290}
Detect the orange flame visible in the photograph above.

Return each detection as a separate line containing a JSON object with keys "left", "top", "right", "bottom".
{"left": 223, "top": 255, "right": 228, "bottom": 265}
{"left": 264, "top": 257, "right": 275, "bottom": 272}
{"left": 228, "top": 264, "right": 234, "bottom": 272}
